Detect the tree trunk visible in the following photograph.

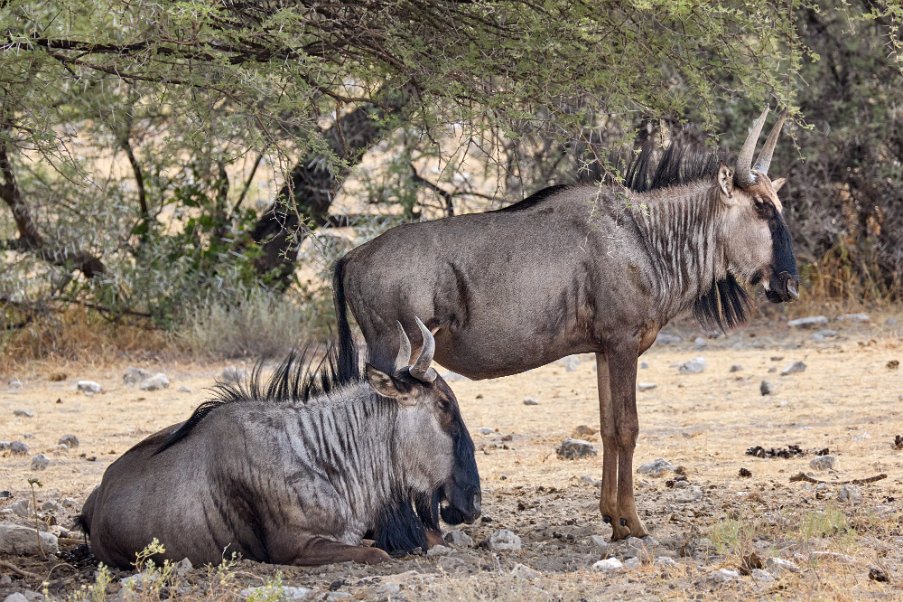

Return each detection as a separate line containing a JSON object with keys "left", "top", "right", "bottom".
{"left": 251, "top": 84, "right": 415, "bottom": 289}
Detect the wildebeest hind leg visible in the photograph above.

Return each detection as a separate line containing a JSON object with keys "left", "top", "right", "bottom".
{"left": 596, "top": 353, "right": 623, "bottom": 539}
{"left": 285, "top": 536, "right": 391, "bottom": 566}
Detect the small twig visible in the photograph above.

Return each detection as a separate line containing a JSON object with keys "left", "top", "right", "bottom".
{"left": 0, "top": 559, "right": 43, "bottom": 580}
{"left": 789, "top": 472, "right": 888, "bottom": 485}
{"left": 27, "top": 478, "right": 46, "bottom": 560}
{"left": 410, "top": 163, "right": 455, "bottom": 216}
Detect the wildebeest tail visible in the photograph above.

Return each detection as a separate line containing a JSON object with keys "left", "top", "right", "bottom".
{"left": 333, "top": 255, "right": 359, "bottom": 384}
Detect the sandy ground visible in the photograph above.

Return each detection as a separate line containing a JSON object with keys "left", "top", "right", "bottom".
{"left": 1, "top": 312, "right": 902, "bottom": 601}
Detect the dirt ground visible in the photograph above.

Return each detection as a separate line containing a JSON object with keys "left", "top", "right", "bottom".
{"left": 1, "top": 311, "right": 902, "bottom": 601}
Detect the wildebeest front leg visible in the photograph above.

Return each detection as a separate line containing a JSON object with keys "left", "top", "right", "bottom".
{"left": 608, "top": 347, "right": 649, "bottom": 539}
{"left": 595, "top": 353, "right": 623, "bottom": 539}
{"left": 286, "top": 536, "right": 391, "bottom": 566}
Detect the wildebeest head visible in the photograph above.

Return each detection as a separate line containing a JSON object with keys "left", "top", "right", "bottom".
{"left": 365, "top": 318, "right": 481, "bottom": 524}
{"left": 714, "top": 108, "right": 799, "bottom": 303}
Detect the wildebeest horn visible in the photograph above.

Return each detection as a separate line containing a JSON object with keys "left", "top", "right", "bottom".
{"left": 753, "top": 110, "right": 786, "bottom": 176}
{"left": 735, "top": 107, "right": 769, "bottom": 187}
{"left": 409, "top": 317, "right": 437, "bottom": 383}
{"left": 394, "top": 321, "right": 412, "bottom": 372}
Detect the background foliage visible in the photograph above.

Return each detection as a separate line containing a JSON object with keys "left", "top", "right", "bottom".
{"left": 1, "top": 0, "right": 901, "bottom": 358}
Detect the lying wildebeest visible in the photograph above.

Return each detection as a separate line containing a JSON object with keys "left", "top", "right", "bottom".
{"left": 79, "top": 319, "right": 480, "bottom": 568}
{"left": 334, "top": 108, "right": 798, "bottom": 540}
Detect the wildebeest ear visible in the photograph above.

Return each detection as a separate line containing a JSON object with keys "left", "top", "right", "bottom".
{"left": 365, "top": 364, "right": 417, "bottom": 405}
{"left": 717, "top": 163, "right": 735, "bottom": 202}
{"left": 771, "top": 177, "right": 786, "bottom": 193}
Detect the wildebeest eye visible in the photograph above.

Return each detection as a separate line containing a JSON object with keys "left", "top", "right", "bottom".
{"left": 437, "top": 398, "right": 451, "bottom": 411}
{"left": 753, "top": 198, "right": 773, "bottom": 220}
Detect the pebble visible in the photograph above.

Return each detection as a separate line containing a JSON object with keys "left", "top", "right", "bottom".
{"left": 788, "top": 315, "right": 828, "bottom": 328}
{"left": 694, "top": 336, "right": 707, "bottom": 349}
{"left": 677, "top": 357, "right": 706, "bottom": 374}
{"left": 377, "top": 583, "right": 401, "bottom": 596}
{"left": 767, "top": 557, "right": 800, "bottom": 574}
{"left": 510, "top": 563, "right": 541, "bottom": 579}
{"left": 122, "top": 367, "right": 151, "bottom": 385}
{"left": 478, "top": 427, "right": 495, "bottom": 435}
{"left": 655, "top": 556, "right": 678, "bottom": 567}
{"left": 637, "top": 458, "right": 675, "bottom": 477}
{"left": 139, "top": 373, "right": 170, "bottom": 391}
{"left": 592, "top": 557, "right": 623, "bottom": 571}
{"left": 11, "top": 499, "right": 31, "bottom": 518}
{"left": 656, "top": 333, "right": 682, "bottom": 345}
{"left": 637, "top": 382, "right": 657, "bottom": 392}
{"left": 4, "top": 594, "right": 28, "bottom": 602}
{"left": 426, "top": 544, "right": 452, "bottom": 556}
{"left": 837, "top": 484, "right": 862, "bottom": 504}
{"left": 760, "top": 380, "right": 776, "bottom": 396}
{"left": 76, "top": 380, "right": 102, "bottom": 395}
{"left": 444, "top": 529, "right": 474, "bottom": 547}
{"left": 173, "top": 557, "right": 193, "bottom": 577}
{"left": 590, "top": 535, "right": 610, "bottom": 552}
{"left": 809, "top": 455, "right": 836, "bottom": 471}
{"left": 239, "top": 586, "right": 312, "bottom": 601}
{"left": 41, "top": 500, "right": 64, "bottom": 515}
{"left": 220, "top": 366, "right": 246, "bottom": 384}
{"left": 488, "top": 529, "right": 522, "bottom": 552}
{"left": 836, "top": 313, "right": 870, "bottom": 323}
{"left": 13, "top": 409, "right": 34, "bottom": 418}
{"left": 729, "top": 364, "right": 743, "bottom": 372}
{"left": 31, "top": 454, "right": 50, "bottom": 471}
{"left": 781, "top": 361, "right": 807, "bottom": 376}
{"left": 325, "top": 592, "right": 352, "bottom": 602}
{"left": 522, "top": 397, "right": 539, "bottom": 406}
{"left": 639, "top": 361, "right": 649, "bottom": 369}
{"left": 711, "top": 568, "right": 740, "bottom": 583}
{"left": 58, "top": 434, "right": 79, "bottom": 448}
{"left": 623, "top": 557, "right": 642, "bottom": 569}
{"left": 0, "top": 523, "right": 60, "bottom": 555}
{"left": 177, "top": 385, "right": 192, "bottom": 393}
{"left": 8, "top": 378, "right": 23, "bottom": 389}
{"left": 557, "top": 356, "right": 581, "bottom": 372}
{"left": 811, "top": 329, "right": 838, "bottom": 341}
{"left": 674, "top": 485, "right": 704, "bottom": 503}
{"left": 556, "top": 438, "right": 598, "bottom": 460}
{"left": 751, "top": 568, "right": 776, "bottom": 582}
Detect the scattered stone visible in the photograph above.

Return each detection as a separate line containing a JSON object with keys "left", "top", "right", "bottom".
{"left": 781, "top": 361, "right": 807, "bottom": 376}
{"left": 809, "top": 455, "right": 836, "bottom": 471}
{"left": 4, "top": 594, "right": 28, "bottom": 602}
{"left": 739, "top": 467, "right": 752, "bottom": 478}
{"left": 678, "top": 357, "right": 706, "bottom": 374}
{"left": 624, "top": 557, "right": 642, "bottom": 569}
{"left": 888, "top": 360, "right": 900, "bottom": 370}
{"left": 655, "top": 556, "right": 678, "bottom": 567}
{"left": 325, "top": 593, "right": 352, "bottom": 602}
{"left": 694, "top": 336, "right": 707, "bottom": 349}
{"left": 76, "top": 380, "right": 102, "bottom": 395}
{"left": 40, "top": 500, "right": 64, "bottom": 515}
{"left": 572, "top": 425, "right": 598, "bottom": 438}
{"left": 592, "top": 558, "right": 623, "bottom": 572}
{"left": 58, "top": 434, "right": 79, "bottom": 448}
{"left": 510, "top": 563, "right": 541, "bottom": 579}
{"left": 729, "top": 364, "right": 743, "bottom": 373}
{"left": 760, "top": 380, "right": 776, "bottom": 395}
{"left": 11, "top": 499, "right": 31, "bottom": 518}
{"left": 522, "top": 397, "right": 539, "bottom": 406}
{"left": 711, "top": 568, "right": 740, "bottom": 583}
{"left": 625, "top": 536, "right": 656, "bottom": 561}
{"left": 488, "top": 529, "right": 522, "bottom": 552}
{"left": 556, "top": 438, "right": 598, "bottom": 460}
{"left": 590, "top": 535, "right": 610, "bottom": 552}
{"left": 745, "top": 444, "right": 804, "bottom": 458}
{"left": 637, "top": 382, "right": 657, "bottom": 392}
{"left": 220, "top": 366, "right": 246, "bottom": 384}
{"left": 10, "top": 441, "right": 28, "bottom": 455}
{"left": 836, "top": 313, "right": 870, "bottom": 323}
{"left": 173, "top": 557, "right": 193, "bottom": 577}
{"left": 656, "top": 333, "right": 682, "bottom": 345}
{"left": 674, "top": 485, "right": 704, "bottom": 503}
{"left": 13, "top": 409, "right": 34, "bottom": 418}
{"left": 61, "top": 497, "right": 77, "bottom": 508}
{"left": 837, "top": 484, "right": 862, "bottom": 504}
{"left": 8, "top": 378, "right": 23, "bottom": 389}
{"left": 637, "top": 458, "right": 675, "bottom": 477}
{"left": 868, "top": 567, "right": 889, "bottom": 582}
{"left": 31, "top": 454, "right": 50, "bottom": 471}
{"left": 751, "top": 569, "right": 776, "bottom": 582}
{"left": 139, "top": 373, "right": 170, "bottom": 391}
{"left": 557, "top": 356, "right": 581, "bottom": 372}
{"left": 377, "top": 583, "right": 401, "bottom": 596}
{"left": 239, "top": 586, "right": 312, "bottom": 601}
{"left": 426, "top": 544, "right": 452, "bottom": 557}
{"left": 580, "top": 475, "right": 601, "bottom": 487}
{"left": 811, "top": 329, "right": 839, "bottom": 341}
{"left": 639, "top": 361, "right": 649, "bottom": 370}
{"left": 177, "top": 386, "right": 192, "bottom": 393}
{"left": 122, "top": 367, "right": 151, "bottom": 385}
{"left": 444, "top": 529, "right": 474, "bottom": 547}
{"left": 767, "top": 557, "right": 800, "bottom": 574}
{"left": 788, "top": 315, "right": 828, "bottom": 329}
{"left": 478, "top": 427, "right": 494, "bottom": 435}
{"left": 0, "top": 523, "right": 60, "bottom": 555}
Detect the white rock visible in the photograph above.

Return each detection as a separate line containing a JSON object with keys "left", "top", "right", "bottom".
{"left": 639, "top": 361, "right": 649, "bottom": 369}
{"left": 13, "top": 409, "right": 34, "bottom": 418}
{"left": 76, "top": 380, "right": 102, "bottom": 395}
{"left": 488, "top": 529, "right": 522, "bottom": 552}
{"left": 766, "top": 557, "right": 800, "bottom": 574}
{"left": 781, "top": 361, "right": 807, "bottom": 376}
{"left": 655, "top": 556, "right": 678, "bottom": 567}
{"left": 444, "top": 529, "right": 474, "bottom": 547}
{"left": 637, "top": 458, "right": 675, "bottom": 477}
{"left": 4, "top": 594, "right": 29, "bottom": 602}
{"left": 590, "top": 535, "right": 610, "bottom": 552}
{"left": 478, "top": 427, "right": 494, "bottom": 435}
{"left": 426, "top": 544, "right": 452, "bottom": 556}
{"left": 592, "top": 557, "right": 623, "bottom": 571}
{"left": 11, "top": 499, "right": 30, "bottom": 518}
{"left": 173, "top": 557, "right": 193, "bottom": 577}
{"left": 122, "top": 367, "right": 151, "bottom": 385}
{"left": 711, "top": 568, "right": 740, "bottom": 583}
{"left": 30, "top": 454, "right": 50, "bottom": 471}
{"left": 637, "top": 382, "right": 657, "bottom": 392}
{"left": 837, "top": 484, "right": 862, "bottom": 504}
{"left": 751, "top": 568, "right": 776, "bottom": 582}
{"left": 788, "top": 316, "right": 829, "bottom": 328}
{"left": 510, "top": 563, "right": 541, "bottom": 579}
{"left": 139, "top": 373, "right": 170, "bottom": 391}
{"left": 674, "top": 485, "right": 704, "bottom": 503}
{"left": 239, "top": 586, "right": 312, "bottom": 601}
{"left": 656, "top": 333, "right": 682, "bottom": 345}
{"left": 177, "top": 386, "right": 192, "bottom": 393}
{"left": 694, "top": 336, "right": 707, "bottom": 349}
{"left": 836, "top": 313, "right": 869, "bottom": 323}
{"left": 556, "top": 438, "right": 598, "bottom": 459}
{"left": 811, "top": 329, "right": 839, "bottom": 341}
{"left": 8, "top": 378, "right": 23, "bottom": 389}
{"left": 41, "top": 500, "right": 64, "bottom": 515}
{"left": 0, "top": 524, "right": 59, "bottom": 555}
{"left": 624, "top": 557, "right": 642, "bottom": 569}
{"left": 678, "top": 357, "right": 706, "bottom": 374}
{"left": 809, "top": 455, "right": 836, "bottom": 471}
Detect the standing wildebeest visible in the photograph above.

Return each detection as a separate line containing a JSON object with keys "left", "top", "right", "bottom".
{"left": 79, "top": 320, "right": 480, "bottom": 569}
{"left": 334, "top": 108, "right": 798, "bottom": 540}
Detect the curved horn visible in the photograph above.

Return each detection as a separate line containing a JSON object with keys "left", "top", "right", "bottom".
{"left": 409, "top": 317, "right": 437, "bottom": 383}
{"left": 394, "top": 321, "right": 412, "bottom": 372}
{"left": 753, "top": 110, "right": 786, "bottom": 176}
{"left": 735, "top": 107, "right": 769, "bottom": 187}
